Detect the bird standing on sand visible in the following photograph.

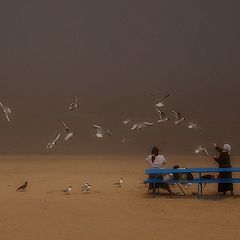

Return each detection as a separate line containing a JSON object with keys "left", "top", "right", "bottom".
{"left": 81, "top": 182, "right": 91, "bottom": 193}
{"left": 0, "top": 101, "right": 12, "bottom": 123}
{"left": 47, "top": 133, "right": 61, "bottom": 150}
{"left": 62, "top": 122, "right": 74, "bottom": 141}
{"left": 114, "top": 178, "right": 123, "bottom": 187}
{"left": 62, "top": 186, "right": 72, "bottom": 194}
{"left": 16, "top": 182, "right": 28, "bottom": 191}
{"left": 69, "top": 96, "right": 79, "bottom": 110}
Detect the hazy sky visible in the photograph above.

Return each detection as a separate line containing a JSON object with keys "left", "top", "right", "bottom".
{"left": 0, "top": 1, "right": 240, "bottom": 155}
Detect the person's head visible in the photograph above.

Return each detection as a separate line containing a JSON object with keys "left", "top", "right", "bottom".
{"left": 151, "top": 147, "right": 159, "bottom": 163}
{"left": 223, "top": 144, "right": 231, "bottom": 152}
{"left": 151, "top": 147, "right": 159, "bottom": 156}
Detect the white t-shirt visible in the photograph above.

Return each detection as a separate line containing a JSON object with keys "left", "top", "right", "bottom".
{"left": 146, "top": 154, "right": 166, "bottom": 168}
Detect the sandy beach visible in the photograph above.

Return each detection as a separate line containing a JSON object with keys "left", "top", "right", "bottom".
{"left": 0, "top": 155, "right": 239, "bottom": 240}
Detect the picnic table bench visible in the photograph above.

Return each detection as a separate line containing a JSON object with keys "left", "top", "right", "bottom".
{"left": 144, "top": 167, "right": 240, "bottom": 196}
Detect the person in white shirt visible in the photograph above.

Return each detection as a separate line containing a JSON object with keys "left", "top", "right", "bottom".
{"left": 146, "top": 147, "right": 172, "bottom": 194}
{"left": 146, "top": 147, "right": 166, "bottom": 168}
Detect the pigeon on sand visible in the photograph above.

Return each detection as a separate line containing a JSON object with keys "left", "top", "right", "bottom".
{"left": 16, "top": 182, "right": 28, "bottom": 191}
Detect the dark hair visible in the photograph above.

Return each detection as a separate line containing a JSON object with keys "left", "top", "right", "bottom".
{"left": 151, "top": 147, "right": 159, "bottom": 163}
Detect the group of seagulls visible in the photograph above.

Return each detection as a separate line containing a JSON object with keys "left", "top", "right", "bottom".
{"left": 16, "top": 178, "right": 124, "bottom": 194}
{"left": 47, "top": 97, "right": 79, "bottom": 150}
{"left": 1, "top": 93, "right": 208, "bottom": 156}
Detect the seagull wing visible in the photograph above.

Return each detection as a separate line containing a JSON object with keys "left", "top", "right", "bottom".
{"left": 54, "top": 133, "right": 61, "bottom": 142}
{"left": 131, "top": 124, "right": 138, "bottom": 130}
{"left": 156, "top": 109, "right": 165, "bottom": 119}
{"left": 143, "top": 122, "right": 154, "bottom": 126}
{"left": 160, "top": 93, "right": 171, "bottom": 103}
{"left": 92, "top": 124, "right": 102, "bottom": 129}
{"left": 171, "top": 110, "right": 182, "bottom": 120}
{"left": 5, "top": 113, "right": 11, "bottom": 122}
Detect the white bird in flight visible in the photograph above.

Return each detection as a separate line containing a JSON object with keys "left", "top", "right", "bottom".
{"left": 156, "top": 109, "right": 169, "bottom": 123}
{"left": 62, "top": 122, "right": 74, "bottom": 141}
{"left": 92, "top": 124, "right": 112, "bottom": 138}
{"left": 62, "top": 186, "right": 72, "bottom": 194}
{"left": 123, "top": 119, "right": 131, "bottom": 125}
{"left": 82, "top": 182, "right": 91, "bottom": 193}
{"left": 131, "top": 122, "right": 154, "bottom": 131}
{"left": 188, "top": 122, "right": 202, "bottom": 130}
{"left": 195, "top": 146, "right": 209, "bottom": 156}
{"left": 171, "top": 110, "right": 186, "bottom": 125}
{"left": 47, "top": 133, "right": 61, "bottom": 150}
{"left": 121, "top": 137, "right": 131, "bottom": 144}
{"left": 69, "top": 96, "right": 79, "bottom": 110}
{"left": 0, "top": 101, "right": 11, "bottom": 123}
{"left": 151, "top": 93, "right": 171, "bottom": 108}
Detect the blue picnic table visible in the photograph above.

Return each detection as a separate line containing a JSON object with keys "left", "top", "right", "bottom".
{"left": 144, "top": 167, "right": 240, "bottom": 196}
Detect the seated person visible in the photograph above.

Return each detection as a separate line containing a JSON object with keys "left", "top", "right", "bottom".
{"left": 146, "top": 146, "right": 172, "bottom": 194}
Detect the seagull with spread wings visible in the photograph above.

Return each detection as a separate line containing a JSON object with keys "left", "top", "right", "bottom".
{"left": 151, "top": 93, "right": 171, "bottom": 108}
{"left": 47, "top": 133, "right": 61, "bottom": 150}
{"left": 156, "top": 109, "right": 169, "bottom": 123}
{"left": 131, "top": 122, "right": 154, "bottom": 131}
{"left": 0, "top": 101, "right": 11, "bottom": 123}
{"left": 171, "top": 110, "right": 186, "bottom": 125}
{"left": 62, "top": 122, "right": 74, "bottom": 141}
{"left": 92, "top": 124, "right": 112, "bottom": 138}
{"left": 195, "top": 146, "right": 209, "bottom": 156}
{"left": 69, "top": 96, "right": 79, "bottom": 110}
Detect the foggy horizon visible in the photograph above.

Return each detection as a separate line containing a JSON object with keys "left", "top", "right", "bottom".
{"left": 0, "top": 1, "right": 240, "bottom": 155}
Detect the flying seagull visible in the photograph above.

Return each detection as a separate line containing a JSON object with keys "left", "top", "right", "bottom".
{"left": 92, "top": 124, "right": 112, "bottom": 138}
{"left": 82, "top": 182, "right": 91, "bottom": 193}
{"left": 195, "top": 146, "right": 209, "bottom": 156}
{"left": 156, "top": 109, "right": 169, "bottom": 123}
{"left": 188, "top": 122, "right": 202, "bottom": 130}
{"left": 61, "top": 186, "right": 72, "bottom": 194}
{"left": 171, "top": 110, "right": 186, "bottom": 125}
{"left": 121, "top": 137, "right": 132, "bottom": 144}
{"left": 62, "top": 122, "right": 74, "bottom": 141}
{"left": 69, "top": 96, "right": 79, "bottom": 110}
{"left": 47, "top": 133, "right": 61, "bottom": 150}
{"left": 151, "top": 93, "right": 171, "bottom": 108}
{"left": 0, "top": 101, "right": 11, "bottom": 123}
{"left": 123, "top": 119, "right": 131, "bottom": 125}
{"left": 16, "top": 182, "right": 28, "bottom": 191}
{"left": 131, "top": 122, "right": 154, "bottom": 131}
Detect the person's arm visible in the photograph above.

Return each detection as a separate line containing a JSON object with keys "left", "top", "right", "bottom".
{"left": 212, "top": 143, "right": 223, "bottom": 153}
{"left": 146, "top": 155, "right": 154, "bottom": 168}
{"left": 215, "top": 146, "right": 223, "bottom": 153}
{"left": 213, "top": 155, "right": 220, "bottom": 164}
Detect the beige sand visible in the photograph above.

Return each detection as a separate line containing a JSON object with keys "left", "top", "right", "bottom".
{"left": 0, "top": 155, "right": 240, "bottom": 240}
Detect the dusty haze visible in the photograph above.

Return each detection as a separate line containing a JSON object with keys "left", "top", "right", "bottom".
{"left": 0, "top": 1, "right": 240, "bottom": 155}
